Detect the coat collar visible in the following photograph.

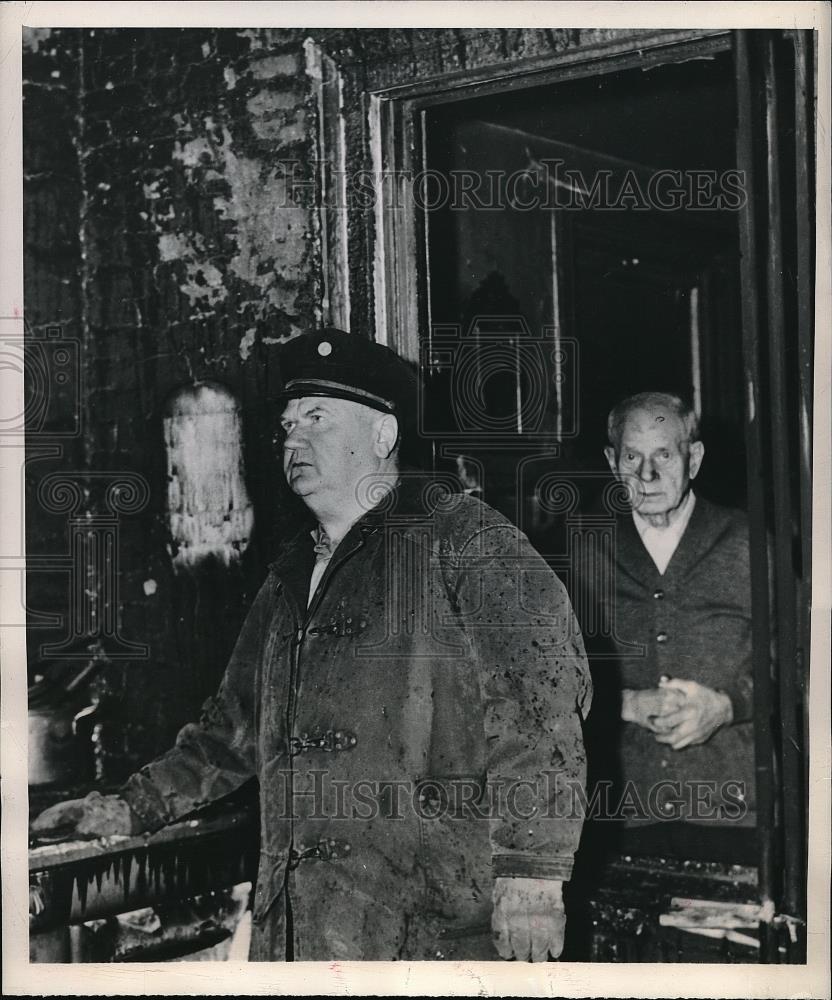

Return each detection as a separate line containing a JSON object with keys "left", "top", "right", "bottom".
{"left": 268, "top": 470, "right": 440, "bottom": 615}
{"left": 268, "top": 527, "right": 316, "bottom": 620}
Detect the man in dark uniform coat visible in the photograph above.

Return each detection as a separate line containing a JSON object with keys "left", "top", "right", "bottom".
{"left": 580, "top": 391, "right": 755, "bottom": 861}
{"left": 33, "top": 328, "right": 592, "bottom": 961}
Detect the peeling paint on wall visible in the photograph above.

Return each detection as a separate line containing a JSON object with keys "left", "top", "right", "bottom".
{"left": 144, "top": 112, "right": 310, "bottom": 353}
{"left": 164, "top": 383, "right": 254, "bottom": 572}
{"left": 236, "top": 29, "right": 267, "bottom": 52}
{"left": 157, "top": 232, "right": 228, "bottom": 310}
{"left": 238, "top": 328, "right": 257, "bottom": 361}
{"left": 249, "top": 53, "right": 302, "bottom": 79}
{"left": 23, "top": 27, "right": 54, "bottom": 53}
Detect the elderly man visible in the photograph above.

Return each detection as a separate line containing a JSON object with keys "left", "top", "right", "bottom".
{"left": 34, "top": 328, "right": 591, "bottom": 962}
{"left": 580, "top": 391, "right": 754, "bottom": 859}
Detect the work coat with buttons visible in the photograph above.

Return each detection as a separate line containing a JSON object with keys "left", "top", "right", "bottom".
{"left": 122, "top": 477, "right": 591, "bottom": 960}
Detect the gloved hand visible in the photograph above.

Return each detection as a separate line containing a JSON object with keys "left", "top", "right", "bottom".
{"left": 30, "top": 790, "right": 138, "bottom": 842}
{"left": 492, "top": 876, "right": 566, "bottom": 961}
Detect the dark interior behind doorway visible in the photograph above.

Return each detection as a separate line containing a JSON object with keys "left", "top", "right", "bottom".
{"left": 423, "top": 52, "right": 745, "bottom": 522}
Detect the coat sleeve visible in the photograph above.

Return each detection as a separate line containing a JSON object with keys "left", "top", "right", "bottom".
{"left": 448, "top": 506, "right": 592, "bottom": 882}
{"left": 120, "top": 573, "right": 277, "bottom": 832}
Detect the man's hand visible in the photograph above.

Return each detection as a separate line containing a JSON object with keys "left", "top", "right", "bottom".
{"left": 651, "top": 677, "right": 733, "bottom": 750}
{"left": 30, "top": 791, "right": 137, "bottom": 843}
{"left": 621, "top": 686, "right": 686, "bottom": 732}
{"left": 492, "top": 876, "right": 565, "bottom": 961}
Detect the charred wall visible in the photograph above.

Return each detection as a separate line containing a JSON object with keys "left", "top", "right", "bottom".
{"left": 23, "top": 26, "right": 655, "bottom": 780}
{"left": 23, "top": 26, "right": 319, "bottom": 781}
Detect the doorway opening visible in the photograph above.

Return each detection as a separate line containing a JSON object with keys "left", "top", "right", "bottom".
{"left": 351, "top": 26, "right": 811, "bottom": 962}
{"left": 422, "top": 51, "right": 744, "bottom": 529}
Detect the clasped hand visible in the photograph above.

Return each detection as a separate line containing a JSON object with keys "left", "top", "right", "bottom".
{"left": 623, "top": 677, "right": 733, "bottom": 750}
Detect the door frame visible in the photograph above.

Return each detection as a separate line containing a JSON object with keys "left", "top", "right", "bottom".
{"left": 308, "top": 25, "right": 814, "bottom": 961}
{"left": 307, "top": 28, "right": 732, "bottom": 356}
{"left": 364, "top": 29, "right": 732, "bottom": 362}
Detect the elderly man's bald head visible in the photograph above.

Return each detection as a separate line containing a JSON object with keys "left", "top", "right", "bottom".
{"left": 606, "top": 392, "right": 699, "bottom": 456}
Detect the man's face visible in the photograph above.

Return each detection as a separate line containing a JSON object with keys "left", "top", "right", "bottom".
{"left": 604, "top": 405, "right": 704, "bottom": 518}
{"left": 280, "top": 396, "right": 385, "bottom": 510}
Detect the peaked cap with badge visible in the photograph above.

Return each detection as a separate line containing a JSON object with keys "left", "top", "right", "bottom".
{"left": 278, "top": 327, "right": 417, "bottom": 419}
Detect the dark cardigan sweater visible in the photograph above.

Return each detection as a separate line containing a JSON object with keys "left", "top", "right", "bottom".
{"left": 579, "top": 495, "right": 756, "bottom": 826}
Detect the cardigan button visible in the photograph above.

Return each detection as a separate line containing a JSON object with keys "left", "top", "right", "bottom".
{"left": 653, "top": 589, "right": 664, "bottom": 600}
{"left": 656, "top": 631, "right": 668, "bottom": 643}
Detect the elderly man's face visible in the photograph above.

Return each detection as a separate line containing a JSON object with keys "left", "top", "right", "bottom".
{"left": 605, "top": 405, "right": 704, "bottom": 518}
{"left": 280, "top": 396, "right": 390, "bottom": 510}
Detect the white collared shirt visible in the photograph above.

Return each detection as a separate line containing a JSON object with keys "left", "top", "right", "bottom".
{"left": 308, "top": 527, "right": 334, "bottom": 606}
{"left": 632, "top": 490, "right": 696, "bottom": 575}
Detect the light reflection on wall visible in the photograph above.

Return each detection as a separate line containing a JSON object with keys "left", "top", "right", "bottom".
{"left": 164, "top": 382, "right": 254, "bottom": 572}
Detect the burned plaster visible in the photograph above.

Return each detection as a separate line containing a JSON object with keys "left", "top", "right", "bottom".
{"left": 144, "top": 113, "right": 311, "bottom": 356}
{"left": 22, "top": 27, "right": 54, "bottom": 54}
{"left": 24, "top": 26, "right": 317, "bottom": 781}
